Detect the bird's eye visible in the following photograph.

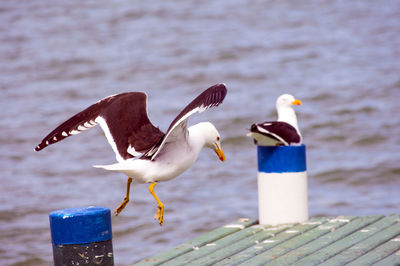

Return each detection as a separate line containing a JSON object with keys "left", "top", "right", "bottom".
{"left": 217, "top": 136, "right": 220, "bottom": 141}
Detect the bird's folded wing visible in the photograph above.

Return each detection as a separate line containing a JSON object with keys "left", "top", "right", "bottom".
{"left": 251, "top": 121, "right": 301, "bottom": 145}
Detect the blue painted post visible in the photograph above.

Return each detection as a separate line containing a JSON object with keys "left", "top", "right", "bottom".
{"left": 257, "top": 145, "right": 308, "bottom": 225}
{"left": 49, "top": 206, "right": 114, "bottom": 266}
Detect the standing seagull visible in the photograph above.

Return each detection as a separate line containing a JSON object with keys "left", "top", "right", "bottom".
{"left": 248, "top": 94, "right": 302, "bottom": 146}
{"left": 35, "top": 83, "right": 227, "bottom": 225}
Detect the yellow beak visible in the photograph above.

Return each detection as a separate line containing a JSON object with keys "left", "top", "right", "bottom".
{"left": 214, "top": 144, "right": 225, "bottom": 162}
{"left": 292, "top": 99, "right": 302, "bottom": 105}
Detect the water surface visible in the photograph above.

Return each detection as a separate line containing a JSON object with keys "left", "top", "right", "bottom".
{"left": 1, "top": 1, "right": 400, "bottom": 265}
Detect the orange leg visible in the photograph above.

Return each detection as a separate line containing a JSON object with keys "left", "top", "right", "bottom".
{"left": 114, "top": 177, "right": 133, "bottom": 216}
{"left": 149, "top": 182, "right": 164, "bottom": 226}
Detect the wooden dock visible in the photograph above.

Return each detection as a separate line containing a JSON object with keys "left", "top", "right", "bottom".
{"left": 135, "top": 214, "right": 400, "bottom": 265}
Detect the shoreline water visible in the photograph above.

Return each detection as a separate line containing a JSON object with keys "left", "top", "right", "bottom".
{"left": 1, "top": 1, "right": 400, "bottom": 265}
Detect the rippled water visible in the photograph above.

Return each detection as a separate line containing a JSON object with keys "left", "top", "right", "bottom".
{"left": 1, "top": 1, "right": 400, "bottom": 265}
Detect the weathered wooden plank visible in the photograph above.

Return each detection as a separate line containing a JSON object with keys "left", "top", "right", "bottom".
{"left": 373, "top": 247, "right": 400, "bottom": 266}
{"left": 135, "top": 214, "right": 400, "bottom": 266}
{"left": 161, "top": 224, "right": 266, "bottom": 266}
{"left": 231, "top": 217, "right": 355, "bottom": 266}
{"left": 347, "top": 235, "right": 400, "bottom": 265}
{"left": 293, "top": 215, "right": 397, "bottom": 265}
{"left": 263, "top": 215, "right": 382, "bottom": 265}
{"left": 185, "top": 223, "right": 293, "bottom": 266}
{"left": 320, "top": 217, "right": 400, "bottom": 265}
{"left": 134, "top": 218, "right": 257, "bottom": 266}
{"left": 257, "top": 216, "right": 372, "bottom": 265}
{"left": 216, "top": 219, "right": 325, "bottom": 266}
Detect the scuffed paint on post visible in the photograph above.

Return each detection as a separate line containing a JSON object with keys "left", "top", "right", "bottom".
{"left": 49, "top": 206, "right": 114, "bottom": 265}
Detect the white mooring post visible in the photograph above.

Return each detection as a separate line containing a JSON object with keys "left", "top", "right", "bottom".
{"left": 257, "top": 144, "right": 308, "bottom": 225}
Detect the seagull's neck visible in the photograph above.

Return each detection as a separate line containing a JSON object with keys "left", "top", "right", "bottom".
{"left": 187, "top": 124, "right": 207, "bottom": 155}
{"left": 277, "top": 106, "right": 300, "bottom": 130}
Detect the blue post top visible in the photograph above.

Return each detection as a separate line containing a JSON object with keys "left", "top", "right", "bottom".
{"left": 49, "top": 206, "right": 112, "bottom": 245}
{"left": 257, "top": 144, "right": 306, "bottom": 173}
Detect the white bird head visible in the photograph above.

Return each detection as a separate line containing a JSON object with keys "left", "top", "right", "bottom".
{"left": 276, "top": 94, "right": 302, "bottom": 109}
{"left": 191, "top": 122, "right": 225, "bottom": 162}
{"left": 276, "top": 94, "right": 302, "bottom": 130}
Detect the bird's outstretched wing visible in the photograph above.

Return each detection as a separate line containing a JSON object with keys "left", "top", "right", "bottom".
{"left": 35, "top": 92, "right": 164, "bottom": 162}
{"left": 144, "top": 83, "right": 227, "bottom": 160}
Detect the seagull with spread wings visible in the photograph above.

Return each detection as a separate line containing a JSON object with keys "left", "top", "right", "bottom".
{"left": 35, "top": 83, "right": 227, "bottom": 225}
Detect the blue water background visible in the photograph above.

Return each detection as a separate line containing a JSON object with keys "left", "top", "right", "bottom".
{"left": 1, "top": 1, "right": 399, "bottom": 265}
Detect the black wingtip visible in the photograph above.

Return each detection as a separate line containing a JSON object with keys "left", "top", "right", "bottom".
{"left": 34, "top": 143, "right": 45, "bottom": 152}
{"left": 208, "top": 83, "right": 227, "bottom": 91}
{"left": 208, "top": 83, "right": 227, "bottom": 103}
{"left": 250, "top": 123, "right": 258, "bottom": 132}
{"left": 214, "top": 83, "right": 227, "bottom": 93}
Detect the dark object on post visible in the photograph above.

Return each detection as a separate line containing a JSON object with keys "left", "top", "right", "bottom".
{"left": 49, "top": 206, "right": 114, "bottom": 266}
